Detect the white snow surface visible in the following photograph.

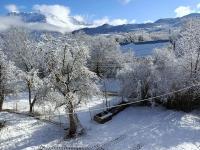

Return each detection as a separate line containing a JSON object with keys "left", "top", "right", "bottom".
{"left": 0, "top": 105, "right": 200, "bottom": 150}
{"left": 101, "top": 78, "right": 121, "bottom": 93}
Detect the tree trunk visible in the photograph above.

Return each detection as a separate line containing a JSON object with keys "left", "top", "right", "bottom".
{"left": 0, "top": 93, "right": 4, "bottom": 111}
{"left": 29, "top": 103, "right": 33, "bottom": 114}
{"left": 0, "top": 65, "right": 3, "bottom": 111}
{"left": 29, "top": 96, "right": 37, "bottom": 114}
{"left": 27, "top": 82, "right": 32, "bottom": 113}
{"left": 96, "top": 63, "right": 100, "bottom": 77}
{"left": 66, "top": 100, "right": 77, "bottom": 138}
{"left": 68, "top": 112, "right": 77, "bottom": 138}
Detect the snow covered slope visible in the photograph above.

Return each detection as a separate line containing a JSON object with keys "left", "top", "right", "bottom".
{"left": 0, "top": 107, "right": 200, "bottom": 150}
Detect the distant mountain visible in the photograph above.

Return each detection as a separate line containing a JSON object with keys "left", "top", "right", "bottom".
{"left": 7, "top": 12, "right": 46, "bottom": 23}
{"left": 7, "top": 12, "right": 87, "bottom": 26}
{"left": 6, "top": 12, "right": 200, "bottom": 35}
{"left": 73, "top": 13, "right": 200, "bottom": 35}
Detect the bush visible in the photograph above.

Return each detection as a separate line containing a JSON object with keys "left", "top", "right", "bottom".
{"left": 163, "top": 91, "right": 200, "bottom": 112}
{"left": 0, "top": 120, "right": 6, "bottom": 130}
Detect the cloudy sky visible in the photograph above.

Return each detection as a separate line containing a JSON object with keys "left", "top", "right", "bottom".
{"left": 0, "top": 0, "right": 200, "bottom": 32}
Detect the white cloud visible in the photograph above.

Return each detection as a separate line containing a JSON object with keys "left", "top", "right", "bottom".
{"left": 93, "top": 17, "right": 109, "bottom": 26}
{"left": 174, "top": 3, "right": 200, "bottom": 17}
{"left": 144, "top": 20, "right": 153, "bottom": 23}
{"left": 26, "top": 22, "right": 73, "bottom": 33}
{"left": 5, "top": 4, "right": 19, "bottom": 13}
{"left": 119, "top": 0, "right": 132, "bottom": 5}
{"left": 33, "top": 4, "right": 71, "bottom": 28}
{"left": 174, "top": 6, "right": 193, "bottom": 17}
{"left": 74, "top": 15, "right": 85, "bottom": 22}
{"left": 110, "top": 19, "right": 128, "bottom": 25}
{"left": 33, "top": 4, "right": 88, "bottom": 31}
{"left": 130, "top": 19, "right": 136, "bottom": 24}
{"left": 93, "top": 17, "right": 128, "bottom": 26}
{"left": 0, "top": 16, "right": 75, "bottom": 33}
{"left": 1, "top": 4, "right": 134, "bottom": 33}
{"left": 197, "top": 3, "right": 200, "bottom": 9}
{"left": 0, "top": 16, "right": 19, "bottom": 31}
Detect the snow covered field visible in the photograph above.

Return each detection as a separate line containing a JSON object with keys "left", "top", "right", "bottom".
{"left": 121, "top": 41, "right": 169, "bottom": 57}
{"left": 1, "top": 98, "right": 200, "bottom": 150}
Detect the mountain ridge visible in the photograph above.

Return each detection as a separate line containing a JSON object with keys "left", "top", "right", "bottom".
{"left": 73, "top": 13, "right": 200, "bottom": 35}
{"left": 6, "top": 12, "right": 200, "bottom": 34}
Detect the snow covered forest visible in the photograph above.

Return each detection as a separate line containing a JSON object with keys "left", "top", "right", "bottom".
{"left": 0, "top": 9, "right": 200, "bottom": 150}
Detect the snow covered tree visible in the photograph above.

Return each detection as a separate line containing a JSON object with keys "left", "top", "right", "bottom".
{"left": 153, "top": 47, "right": 195, "bottom": 111}
{"left": 166, "top": 19, "right": 200, "bottom": 111}
{"left": 153, "top": 47, "right": 182, "bottom": 95}
{"left": 87, "top": 36, "right": 123, "bottom": 77}
{"left": 2, "top": 27, "right": 47, "bottom": 113}
{"left": 175, "top": 19, "right": 200, "bottom": 83}
{"left": 118, "top": 57, "right": 156, "bottom": 105}
{"left": 0, "top": 49, "right": 17, "bottom": 111}
{"left": 40, "top": 34, "right": 99, "bottom": 138}
{"left": 152, "top": 29, "right": 200, "bottom": 111}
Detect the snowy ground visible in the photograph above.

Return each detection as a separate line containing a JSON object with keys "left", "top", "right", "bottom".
{"left": 3, "top": 92, "right": 122, "bottom": 119}
{"left": 1, "top": 105, "right": 200, "bottom": 150}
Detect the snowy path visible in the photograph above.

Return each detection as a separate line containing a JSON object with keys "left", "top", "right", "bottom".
{"left": 1, "top": 107, "right": 200, "bottom": 150}
{"left": 0, "top": 112, "right": 64, "bottom": 150}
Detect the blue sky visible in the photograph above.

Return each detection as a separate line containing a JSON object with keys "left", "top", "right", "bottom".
{"left": 0, "top": 0, "right": 200, "bottom": 24}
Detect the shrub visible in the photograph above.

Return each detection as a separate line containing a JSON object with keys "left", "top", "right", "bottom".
{"left": 163, "top": 91, "right": 200, "bottom": 112}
